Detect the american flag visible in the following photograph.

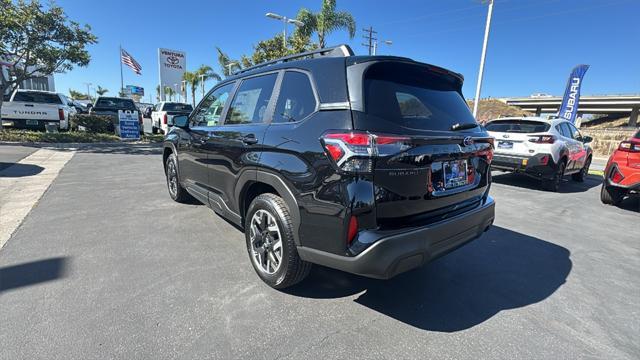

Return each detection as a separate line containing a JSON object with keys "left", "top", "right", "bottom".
{"left": 121, "top": 48, "right": 142, "bottom": 75}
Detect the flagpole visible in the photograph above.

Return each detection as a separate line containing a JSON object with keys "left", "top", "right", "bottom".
{"left": 119, "top": 45, "right": 124, "bottom": 96}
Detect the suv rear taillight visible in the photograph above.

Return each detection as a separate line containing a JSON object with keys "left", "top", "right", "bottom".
{"left": 320, "top": 131, "right": 410, "bottom": 173}
{"left": 619, "top": 141, "right": 640, "bottom": 152}
{"left": 528, "top": 135, "right": 556, "bottom": 144}
{"left": 163, "top": 113, "right": 168, "bottom": 125}
{"left": 58, "top": 109, "right": 65, "bottom": 121}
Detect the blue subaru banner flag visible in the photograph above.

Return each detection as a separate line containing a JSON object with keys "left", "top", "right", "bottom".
{"left": 558, "top": 64, "right": 589, "bottom": 124}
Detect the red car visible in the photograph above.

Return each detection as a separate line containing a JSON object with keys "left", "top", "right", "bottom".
{"left": 601, "top": 129, "right": 640, "bottom": 205}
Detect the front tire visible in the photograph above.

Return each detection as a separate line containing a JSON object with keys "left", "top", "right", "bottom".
{"left": 572, "top": 156, "right": 591, "bottom": 182}
{"left": 245, "top": 193, "right": 311, "bottom": 289}
{"left": 165, "top": 153, "right": 192, "bottom": 203}
{"left": 600, "top": 184, "right": 624, "bottom": 205}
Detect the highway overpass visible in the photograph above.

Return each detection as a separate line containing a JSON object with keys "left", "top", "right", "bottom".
{"left": 501, "top": 95, "right": 640, "bottom": 127}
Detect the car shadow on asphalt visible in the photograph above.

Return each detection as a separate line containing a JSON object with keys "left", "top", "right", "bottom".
{"left": 491, "top": 172, "right": 601, "bottom": 193}
{"left": 0, "top": 257, "right": 69, "bottom": 293}
{"left": 286, "top": 226, "right": 572, "bottom": 333}
{"left": 0, "top": 163, "right": 44, "bottom": 177}
{"left": 31, "top": 143, "right": 163, "bottom": 156}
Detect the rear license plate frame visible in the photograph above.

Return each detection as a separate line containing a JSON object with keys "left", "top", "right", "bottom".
{"left": 26, "top": 119, "right": 39, "bottom": 126}
{"left": 443, "top": 159, "right": 469, "bottom": 189}
{"left": 497, "top": 141, "right": 513, "bottom": 149}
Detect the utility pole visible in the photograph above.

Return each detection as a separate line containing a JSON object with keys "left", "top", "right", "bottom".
{"left": 362, "top": 26, "right": 377, "bottom": 55}
{"left": 472, "top": 0, "right": 494, "bottom": 120}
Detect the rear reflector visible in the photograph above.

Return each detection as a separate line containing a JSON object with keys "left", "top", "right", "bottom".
{"left": 610, "top": 167, "right": 624, "bottom": 183}
{"left": 539, "top": 155, "right": 549, "bottom": 165}
{"left": 347, "top": 216, "right": 358, "bottom": 244}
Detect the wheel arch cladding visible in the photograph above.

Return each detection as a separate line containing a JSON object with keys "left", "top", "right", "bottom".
{"left": 236, "top": 170, "right": 303, "bottom": 246}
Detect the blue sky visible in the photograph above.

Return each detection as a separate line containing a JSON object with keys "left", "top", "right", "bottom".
{"left": 55, "top": 0, "right": 639, "bottom": 103}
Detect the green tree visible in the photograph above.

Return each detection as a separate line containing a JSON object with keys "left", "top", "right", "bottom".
{"left": 216, "top": 47, "right": 241, "bottom": 77}
{"left": 96, "top": 86, "right": 108, "bottom": 96}
{"left": 295, "top": 0, "right": 356, "bottom": 48}
{"left": 0, "top": 0, "right": 97, "bottom": 129}
{"left": 183, "top": 65, "right": 221, "bottom": 107}
{"left": 69, "top": 89, "right": 89, "bottom": 100}
{"left": 164, "top": 86, "right": 175, "bottom": 101}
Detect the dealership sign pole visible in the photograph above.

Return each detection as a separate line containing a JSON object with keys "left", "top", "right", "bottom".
{"left": 472, "top": 0, "right": 494, "bottom": 120}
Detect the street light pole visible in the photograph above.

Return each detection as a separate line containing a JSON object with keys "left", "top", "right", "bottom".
{"left": 266, "top": 12, "right": 304, "bottom": 49}
{"left": 372, "top": 40, "right": 392, "bottom": 55}
{"left": 199, "top": 74, "right": 206, "bottom": 100}
{"left": 83, "top": 82, "right": 92, "bottom": 99}
{"left": 225, "top": 62, "right": 238, "bottom": 76}
{"left": 472, "top": 0, "right": 494, "bottom": 120}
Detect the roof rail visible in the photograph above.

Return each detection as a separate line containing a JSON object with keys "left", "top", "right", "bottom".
{"left": 233, "top": 44, "right": 354, "bottom": 75}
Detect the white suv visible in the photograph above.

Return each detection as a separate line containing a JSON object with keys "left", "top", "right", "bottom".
{"left": 485, "top": 117, "right": 593, "bottom": 191}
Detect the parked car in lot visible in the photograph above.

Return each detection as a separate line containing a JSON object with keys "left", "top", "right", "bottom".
{"left": 0, "top": 90, "right": 74, "bottom": 130}
{"left": 486, "top": 116, "right": 593, "bottom": 191}
{"left": 151, "top": 102, "right": 193, "bottom": 134}
{"left": 89, "top": 96, "right": 142, "bottom": 134}
{"left": 601, "top": 129, "right": 640, "bottom": 205}
{"left": 162, "top": 45, "right": 495, "bottom": 289}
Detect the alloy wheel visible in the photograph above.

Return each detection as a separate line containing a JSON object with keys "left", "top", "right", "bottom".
{"left": 249, "top": 209, "right": 283, "bottom": 275}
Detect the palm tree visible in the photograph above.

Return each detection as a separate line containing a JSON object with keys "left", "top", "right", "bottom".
{"left": 295, "top": 0, "right": 356, "bottom": 48}
{"left": 183, "top": 65, "right": 221, "bottom": 106}
{"left": 216, "top": 47, "right": 241, "bottom": 77}
{"left": 164, "top": 86, "right": 175, "bottom": 101}
{"left": 96, "top": 86, "right": 108, "bottom": 96}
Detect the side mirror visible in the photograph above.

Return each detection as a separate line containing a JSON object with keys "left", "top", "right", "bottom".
{"left": 170, "top": 115, "right": 189, "bottom": 128}
{"left": 582, "top": 135, "right": 593, "bottom": 143}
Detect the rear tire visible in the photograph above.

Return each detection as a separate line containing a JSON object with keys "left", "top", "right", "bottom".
{"left": 600, "top": 184, "right": 624, "bottom": 205}
{"left": 165, "top": 153, "right": 192, "bottom": 203}
{"left": 572, "top": 156, "right": 591, "bottom": 182}
{"left": 245, "top": 193, "right": 311, "bottom": 289}
{"left": 543, "top": 160, "right": 566, "bottom": 192}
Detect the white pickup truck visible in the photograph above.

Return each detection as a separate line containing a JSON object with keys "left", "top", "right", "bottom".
{"left": 150, "top": 102, "right": 193, "bottom": 134}
{"left": 1, "top": 90, "right": 75, "bottom": 130}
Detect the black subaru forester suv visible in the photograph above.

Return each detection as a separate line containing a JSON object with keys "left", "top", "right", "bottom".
{"left": 163, "top": 45, "right": 495, "bottom": 289}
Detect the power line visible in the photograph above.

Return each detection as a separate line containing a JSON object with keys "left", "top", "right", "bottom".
{"left": 362, "top": 26, "right": 377, "bottom": 56}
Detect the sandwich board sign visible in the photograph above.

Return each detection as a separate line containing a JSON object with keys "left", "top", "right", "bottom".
{"left": 118, "top": 110, "right": 140, "bottom": 140}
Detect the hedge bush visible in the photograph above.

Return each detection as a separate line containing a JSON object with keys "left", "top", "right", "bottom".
{"left": 70, "top": 114, "right": 114, "bottom": 133}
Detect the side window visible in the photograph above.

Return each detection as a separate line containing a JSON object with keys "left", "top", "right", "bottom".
{"left": 191, "top": 83, "right": 234, "bottom": 127}
{"left": 559, "top": 123, "right": 573, "bottom": 138}
{"left": 273, "top": 71, "right": 317, "bottom": 123}
{"left": 567, "top": 123, "right": 582, "bottom": 141}
{"left": 225, "top": 73, "right": 277, "bottom": 125}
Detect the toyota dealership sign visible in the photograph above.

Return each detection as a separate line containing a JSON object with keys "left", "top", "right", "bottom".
{"left": 158, "top": 48, "right": 186, "bottom": 100}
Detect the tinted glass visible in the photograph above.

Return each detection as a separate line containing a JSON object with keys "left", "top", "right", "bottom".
{"left": 273, "top": 71, "right": 317, "bottom": 123}
{"left": 191, "top": 83, "right": 234, "bottom": 126}
{"left": 634, "top": 130, "right": 640, "bottom": 139}
{"left": 485, "top": 120, "right": 550, "bottom": 133}
{"left": 225, "top": 73, "right": 277, "bottom": 125}
{"left": 363, "top": 62, "right": 475, "bottom": 131}
{"left": 567, "top": 122, "right": 582, "bottom": 140}
{"left": 559, "top": 123, "right": 573, "bottom": 138}
{"left": 162, "top": 103, "right": 193, "bottom": 112}
{"left": 94, "top": 97, "right": 137, "bottom": 110}
{"left": 13, "top": 92, "right": 62, "bottom": 104}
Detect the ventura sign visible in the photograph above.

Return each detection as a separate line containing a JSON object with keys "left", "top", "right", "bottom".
{"left": 158, "top": 48, "right": 186, "bottom": 101}
{"left": 558, "top": 64, "right": 589, "bottom": 124}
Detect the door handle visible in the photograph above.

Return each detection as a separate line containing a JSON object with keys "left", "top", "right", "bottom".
{"left": 242, "top": 134, "right": 258, "bottom": 145}
{"left": 24, "top": 104, "right": 34, "bottom": 107}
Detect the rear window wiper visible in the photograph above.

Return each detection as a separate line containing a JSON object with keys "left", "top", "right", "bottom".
{"left": 450, "top": 122, "right": 478, "bottom": 131}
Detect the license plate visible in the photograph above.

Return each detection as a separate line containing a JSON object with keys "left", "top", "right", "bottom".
{"left": 443, "top": 159, "right": 468, "bottom": 189}
{"left": 26, "top": 119, "right": 39, "bottom": 125}
{"left": 498, "top": 141, "right": 513, "bottom": 149}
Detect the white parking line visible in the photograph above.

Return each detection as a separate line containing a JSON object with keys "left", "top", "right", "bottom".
{"left": 0, "top": 148, "right": 75, "bottom": 250}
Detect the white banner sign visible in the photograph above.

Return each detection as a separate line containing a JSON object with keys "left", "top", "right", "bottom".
{"left": 158, "top": 48, "right": 186, "bottom": 101}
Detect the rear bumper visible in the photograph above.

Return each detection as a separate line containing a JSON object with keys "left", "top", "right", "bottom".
{"left": 604, "top": 163, "right": 640, "bottom": 191}
{"left": 297, "top": 196, "right": 495, "bottom": 279}
{"left": 492, "top": 153, "right": 557, "bottom": 179}
{"left": 1, "top": 118, "right": 66, "bottom": 130}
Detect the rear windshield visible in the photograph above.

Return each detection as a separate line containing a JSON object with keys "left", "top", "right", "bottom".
{"left": 363, "top": 62, "right": 476, "bottom": 132}
{"left": 485, "top": 120, "right": 550, "bottom": 133}
{"left": 95, "top": 98, "right": 137, "bottom": 110}
{"left": 162, "top": 103, "right": 192, "bottom": 112}
{"left": 13, "top": 92, "right": 62, "bottom": 104}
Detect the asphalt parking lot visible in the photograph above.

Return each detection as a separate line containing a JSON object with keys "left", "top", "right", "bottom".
{"left": 0, "top": 144, "right": 638, "bottom": 359}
